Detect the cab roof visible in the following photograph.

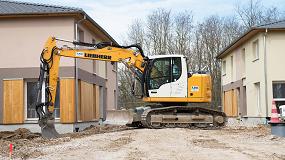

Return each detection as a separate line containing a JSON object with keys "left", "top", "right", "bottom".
{"left": 148, "top": 54, "right": 185, "bottom": 59}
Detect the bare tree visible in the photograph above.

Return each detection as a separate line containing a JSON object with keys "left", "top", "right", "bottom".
{"left": 128, "top": 19, "right": 145, "bottom": 45}
{"left": 191, "top": 15, "right": 243, "bottom": 107}
{"left": 117, "top": 66, "right": 143, "bottom": 109}
{"left": 236, "top": 0, "right": 281, "bottom": 29}
{"left": 172, "top": 11, "right": 193, "bottom": 56}
{"left": 146, "top": 8, "right": 172, "bottom": 55}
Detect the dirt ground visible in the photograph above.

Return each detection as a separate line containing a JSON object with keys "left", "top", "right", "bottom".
{"left": 1, "top": 125, "right": 285, "bottom": 160}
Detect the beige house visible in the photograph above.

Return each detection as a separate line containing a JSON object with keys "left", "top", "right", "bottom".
{"left": 0, "top": 1, "right": 118, "bottom": 133}
{"left": 217, "top": 20, "right": 285, "bottom": 124}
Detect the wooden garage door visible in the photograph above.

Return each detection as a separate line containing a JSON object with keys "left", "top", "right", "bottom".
{"left": 223, "top": 89, "right": 238, "bottom": 117}
{"left": 3, "top": 79, "right": 24, "bottom": 124}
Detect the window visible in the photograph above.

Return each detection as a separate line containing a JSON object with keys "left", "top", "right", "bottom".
{"left": 92, "top": 38, "right": 97, "bottom": 74}
{"left": 172, "top": 57, "right": 182, "bottom": 82}
{"left": 26, "top": 81, "right": 60, "bottom": 119}
{"left": 78, "top": 29, "right": 84, "bottom": 42}
{"left": 27, "top": 82, "right": 40, "bottom": 119}
{"left": 93, "top": 61, "right": 96, "bottom": 74}
{"left": 112, "top": 62, "right": 117, "bottom": 71}
{"left": 231, "top": 56, "right": 233, "bottom": 81}
{"left": 105, "top": 62, "right": 108, "bottom": 79}
{"left": 273, "top": 82, "right": 285, "bottom": 109}
{"left": 92, "top": 38, "right": 96, "bottom": 44}
{"left": 242, "top": 48, "right": 246, "bottom": 77}
{"left": 54, "top": 82, "right": 60, "bottom": 118}
{"left": 149, "top": 58, "right": 171, "bottom": 89}
{"left": 114, "top": 90, "right": 117, "bottom": 109}
{"left": 252, "top": 40, "right": 259, "bottom": 61}
{"left": 222, "top": 60, "right": 226, "bottom": 76}
{"left": 254, "top": 82, "right": 261, "bottom": 115}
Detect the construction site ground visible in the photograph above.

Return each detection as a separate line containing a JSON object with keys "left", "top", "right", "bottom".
{"left": 0, "top": 124, "right": 285, "bottom": 160}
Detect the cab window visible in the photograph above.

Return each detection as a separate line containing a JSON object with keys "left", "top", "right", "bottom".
{"left": 149, "top": 58, "right": 171, "bottom": 89}
{"left": 172, "top": 57, "right": 182, "bottom": 82}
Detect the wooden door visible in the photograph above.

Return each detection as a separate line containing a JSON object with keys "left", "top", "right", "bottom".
{"left": 3, "top": 79, "right": 24, "bottom": 124}
{"left": 223, "top": 89, "right": 238, "bottom": 117}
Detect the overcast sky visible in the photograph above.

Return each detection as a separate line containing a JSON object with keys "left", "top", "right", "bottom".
{"left": 22, "top": 0, "right": 285, "bottom": 43}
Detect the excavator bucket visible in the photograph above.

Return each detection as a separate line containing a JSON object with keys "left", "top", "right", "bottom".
{"left": 104, "top": 110, "right": 134, "bottom": 125}
{"left": 39, "top": 115, "right": 60, "bottom": 139}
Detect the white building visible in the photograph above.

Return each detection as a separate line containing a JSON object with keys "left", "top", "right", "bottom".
{"left": 217, "top": 20, "right": 285, "bottom": 123}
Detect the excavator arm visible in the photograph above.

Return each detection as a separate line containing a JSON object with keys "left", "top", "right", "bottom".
{"left": 36, "top": 37, "right": 147, "bottom": 138}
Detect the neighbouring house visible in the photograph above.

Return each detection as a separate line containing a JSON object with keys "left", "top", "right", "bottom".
{"left": 0, "top": 0, "right": 118, "bottom": 133}
{"left": 217, "top": 20, "right": 285, "bottom": 124}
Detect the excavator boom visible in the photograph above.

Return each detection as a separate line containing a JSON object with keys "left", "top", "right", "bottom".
{"left": 36, "top": 37, "right": 146, "bottom": 138}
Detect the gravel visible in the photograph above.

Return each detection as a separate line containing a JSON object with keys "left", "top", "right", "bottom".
{"left": 1, "top": 125, "right": 285, "bottom": 160}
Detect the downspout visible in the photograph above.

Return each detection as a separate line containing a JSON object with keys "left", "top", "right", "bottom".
{"left": 116, "top": 63, "right": 118, "bottom": 109}
{"left": 263, "top": 28, "right": 269, "bottom": 120}
{"left": 74, "top": 14, "right": 86, "bottom": 127}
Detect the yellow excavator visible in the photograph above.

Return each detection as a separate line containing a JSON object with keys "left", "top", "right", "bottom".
{"left": 36, "top": 37, "right": 227, "bottom": 138}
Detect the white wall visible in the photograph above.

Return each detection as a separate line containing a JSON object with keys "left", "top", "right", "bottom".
{"left": 266, "top": 31, "right": 285, "bottom": 116}
{"left": 0, "top": 17, "right": 75, "bottom": 68}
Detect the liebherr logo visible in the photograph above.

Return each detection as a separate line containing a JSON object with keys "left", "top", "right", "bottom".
{"left": 76, "top": 52, "right": 84, "bottom": 57}
{"left": 84, "top": 53, "right": 112, "bottom": 60}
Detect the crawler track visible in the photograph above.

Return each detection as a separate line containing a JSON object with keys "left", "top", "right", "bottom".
{"left": 141, "top": 106, "right": 227, "bottom": 129}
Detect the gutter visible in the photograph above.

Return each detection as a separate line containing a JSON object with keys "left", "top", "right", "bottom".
{"left": 74, "top": 14, "right": 86, "bottom": 125}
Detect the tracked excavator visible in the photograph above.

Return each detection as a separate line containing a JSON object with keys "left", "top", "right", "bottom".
{"left": 36, "top": 37, "right": 227, "bottom": 138}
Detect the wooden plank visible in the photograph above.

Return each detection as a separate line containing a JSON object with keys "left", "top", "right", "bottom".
{"left": 60, "top": 79, "right": 75, "bottom": 123}
{"left": 232, "top": 89, "right": 238, "bottom": 116}
{"left": 93, "top": 84, "right": 97, "bottom": 120}
{"left": 95, "top": 85, "right": 100, "bottom": 119}
{"left": 3, "top": 80, "right": 24, "bottom": 124}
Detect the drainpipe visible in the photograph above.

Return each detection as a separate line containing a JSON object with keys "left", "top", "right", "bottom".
{"left": 116, "top": 63, "right": 118, "bottom": 109}
{"left": 263, "top": 28, "right": 269, "bottom": 120}
{"left": 74, "top": 15, "right": 86, "bottom": 126}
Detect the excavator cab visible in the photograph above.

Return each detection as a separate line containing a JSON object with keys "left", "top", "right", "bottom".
{"left": 144, "top": 55, "right": 187, "bottom": 98}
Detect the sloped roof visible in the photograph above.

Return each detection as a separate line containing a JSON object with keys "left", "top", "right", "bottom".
{"left": 257, "top": 19, "right": 285, "bottom": 29}
{"left": 0, "top": 0, "right": 82, "bottom": 14}
{"left": 216, "top": 19, "right": 285, "bottom": 59}
{"left": 0, "top": 0, "right": 118, "bottom": 44}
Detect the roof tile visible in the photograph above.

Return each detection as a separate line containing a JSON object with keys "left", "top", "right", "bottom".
{"left": 0, "top": 0, "right": 82, "bottom": 14}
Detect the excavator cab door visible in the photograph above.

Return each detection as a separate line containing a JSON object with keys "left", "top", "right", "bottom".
{"left": 147, "top": 57, "right": 172, "bottom": 97}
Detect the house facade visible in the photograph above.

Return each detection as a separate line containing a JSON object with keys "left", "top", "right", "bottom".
{"left": 0, "top": 1, "right": 118, "bottom": 133}
{"left": 217, "top": 20, "right": 285, "bottom": 124}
